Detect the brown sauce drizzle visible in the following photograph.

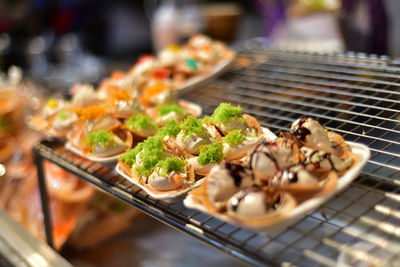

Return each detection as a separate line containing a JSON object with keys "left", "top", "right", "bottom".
{"left": 272, "top": 167, "right": 299, "bottom": 186}
{"left": 230, "top": 186, "right": 280, "bottom": 213}
{"left": 249, "top": 141, "right": 280, "bottom": 171}
{"left": 306, "top": 151, "right": 337, "bottom": 172}
{"left": 291, "top": 117, "right": 311, "bottom": 142}
{"left": 224, "top": 162, "right": 249, "bottom": 187}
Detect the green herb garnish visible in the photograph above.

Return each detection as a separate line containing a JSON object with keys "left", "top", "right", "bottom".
{"left": 119, "top": 142, "right": 145, "bottom": 165}
{"left": 85, "top": 130, "right": 113, "bottom": 148}
{"left": 136, "top": 154, "right": 161, "bottom": 176}
{"left": 57, "top": 110, "right": 68, "bottom": 121}
{"left": 158, "top": 104, "right": 185, "bottom": 117}
{"left": 201, "top": 115, "right": 212, "bottom": 125}
{"left": 158, "top": 120, "right": 181, "bottom": 138}
{"left": 181, "top": 116, "right": 207, "bottom": 137}
{"left": 134, "top": 136, "right": 166, "bottom": 176}
{"left": 223, "top": 130, "right": 245, "bottom": 146}
{"left": 198, "top": 142, "right": 224, "bottom": 165}
{"left": 156, "top": 157, "right": 185, "bottom": 176}
{"left": 211, "top": 103, "right": 245, "bottom": 124}
{"left": 126, "top": 114, "right": 156, "bottom": 131}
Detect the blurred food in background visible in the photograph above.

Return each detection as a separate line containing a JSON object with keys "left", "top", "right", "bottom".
{"left": 0, "top": 66, "right": 144, "bottom": 250}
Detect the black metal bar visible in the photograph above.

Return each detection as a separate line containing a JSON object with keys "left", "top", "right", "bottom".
{"left": 32, "top": 146, "right": 54, "bottom": 248}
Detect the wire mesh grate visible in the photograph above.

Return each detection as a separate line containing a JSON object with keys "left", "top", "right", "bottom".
{"left": 35, "top": 42, "right": 400, "bottom": 266}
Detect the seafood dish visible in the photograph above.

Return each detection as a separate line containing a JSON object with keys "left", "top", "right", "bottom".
{"left": 184, "top": 117, "right": 369, "bottom": 231}
{"left": 30, "top": 76, "right": 201, "bottom": 161}
{"left": 116, "top": 103, "right": 269, "bottom": 199}
{"left": 29, "top": 34, "right": 233, "bottom": 160}
{"left": 153, "top": 34, "right": 235, "bottom": 91}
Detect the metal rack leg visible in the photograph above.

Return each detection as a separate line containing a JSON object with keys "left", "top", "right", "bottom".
{"left": 33, "top": 148, "right": 54, "bottom": 248}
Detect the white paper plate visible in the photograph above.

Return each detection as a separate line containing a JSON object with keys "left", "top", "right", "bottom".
{"left": 177, "top": 56, "right": 235, "bottom": 93}
{"left": 184, "top": 141, "right": 370, "bottom": 233}
{"left": 116, "top": 164, "right": 203, "bottom": 201}
{"left": 65, "top": 142, "right": 122, "bottom": 163}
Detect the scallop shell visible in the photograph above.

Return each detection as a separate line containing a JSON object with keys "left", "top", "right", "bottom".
{"left": 227, "top": 191, "right": 297, "bottom": 228}
{"left": 242, "top": 114, "right": 263, "bottom": 136}
{"left": 147, "top": 164, "right": 195, "bottom": 191}
{"left": 186, "top": 156, "right": 217, "bottom": 176}
{"left": 223, "top": 135, "right": 264, "bottom": 161}
{"left": 272, "top": 170, "right": 338, "bottom": 203}
{"left": 91, "top": 115, "right": 121, "bottom": 132}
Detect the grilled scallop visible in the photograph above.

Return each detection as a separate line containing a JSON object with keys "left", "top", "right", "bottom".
{"left": 270, "top": 164, "right": 338, "bottom": 198}
{"left": 147, "top": 162, "right": 194, "bottom": 191}
{"left": 203, "top": 162, "right": 253, "bottom": 211}
{"left": 207, "top": 103, "right": 262, "bottom": 137}
{"left": 92, "top": 132, "right": 131, "bottom": 157}
{"left": 227, "top": 186, "right": 277, "bottom": 217}
{"left": 173, "top": 117, "right": 216, "bottom": 156}
{"left": 300, "top": 147, "right": 354, "bottom": 173}
{"left": 226, "top": 187, "right": 296, "bottom": 223}
{"left": 125, "top": 114, "right": 158, "bottom": 139}
{"left": 223, "top": 134, "right": 264, "bottom": 160}
{"left": 248, "top": 138, "right": 300, "bottom": 184}
{"left": 50, "top": 110, "right": 78, "bottom": 134}
{"left": 269, "top": 165, "right": 318, "bottom": 187}
{"left": 290, "top": 117, "right": 333, "bottom": 153}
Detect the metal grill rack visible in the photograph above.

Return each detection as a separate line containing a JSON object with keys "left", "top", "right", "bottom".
{"left": 34, "top": 41, "right": 400, "bottom": 266}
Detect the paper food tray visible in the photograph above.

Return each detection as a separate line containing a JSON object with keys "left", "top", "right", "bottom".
{"left": 184, "top": 141, "right": 370, "bottom": 233}
{"left": 65, "top": 142, "right": 121, "bottom": 163}
{"left": 116, "top": 164, "right": 203, "bottom": 201}
{"left": 115, "top": 127, "right": 277, "bottom": 201}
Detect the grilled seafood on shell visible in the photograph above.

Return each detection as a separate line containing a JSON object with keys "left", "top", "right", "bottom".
{"left": 202, "top": 162, "right": 253, "bottom": 211}
{"left": 248, "top": 138, "right": 300, "bottom": 184}
{"left": 290, "top": 117, "right": 332, "bottom": 153}
{"left": 300, "top": 146, "right": 354, "bottom": 174}
{"left": 118, "top": 136, "right": 195, "bottom": 192}
{"left": 125, "top": 113, "right": 158, "bottom": 139}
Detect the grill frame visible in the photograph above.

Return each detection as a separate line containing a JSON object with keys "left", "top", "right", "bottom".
{"left": 34, "top": 42, "right": 400, "bottom": 266}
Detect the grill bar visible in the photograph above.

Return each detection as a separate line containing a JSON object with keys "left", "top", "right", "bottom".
{"left": 34, "top": 43, "right": 400, "bottom": 266}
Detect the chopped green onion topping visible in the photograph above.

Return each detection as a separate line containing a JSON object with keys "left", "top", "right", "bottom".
{"left": 223, "top": 130, "right": 245, "bottom": 146}
{"left": 119, "top": 142, "right": 145, "bottom": 165}
{"left": 156, "top": 157, "right": 185, "bottom": 176}
{"left": 126, "top": 114, "right": 156, "bottom": 131}
{"left": 85, "top": 130, "right": 113, "bottom": 148}
{"left": 211, "top": 103, "right": 245, "bottom": 124}
{"left": 133, "top": 136, "right": 166, "bottom": 176}
{"left": 181, "top": 116, "right": 207, "bottom": 137}
{"left": 198, "top": 142, "right": 224, "bottom": 165}
{"left": 158, "top": 120, "right": 181, "bottom": 138}
{"left": 57, "top": 110, "right": 68, "bottom": 121}
{"left": 158, "top": 104, "right": 185, "bottom": 117}
{"left": 136, "top": 155, "right": 161, "bottom": 176}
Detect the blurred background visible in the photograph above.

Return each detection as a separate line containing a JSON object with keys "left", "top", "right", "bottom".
{"left": 0, "top": 0, "right": 398, "bottom": 266}
{"left": 0, "top": 0, "right": 397, "bottom": 90}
